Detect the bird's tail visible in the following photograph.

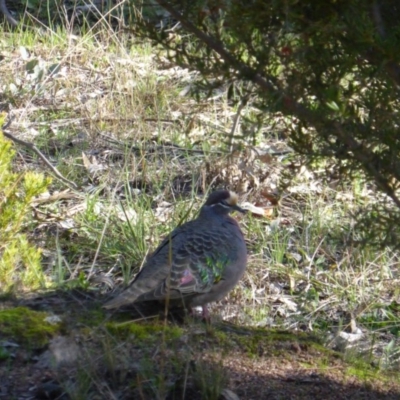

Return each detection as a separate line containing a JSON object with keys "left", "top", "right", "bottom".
{"left": 103, "top": 289, "right": 139, "bottom": 309}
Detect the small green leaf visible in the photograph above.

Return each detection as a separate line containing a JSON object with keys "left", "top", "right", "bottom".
{"left": 25, "top": 59, "right": 39, "bottom": 73}
{"left": 326, "top": 101, "right": 340, "bottom": 111}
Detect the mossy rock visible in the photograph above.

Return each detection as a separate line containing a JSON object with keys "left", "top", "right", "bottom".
{"left": 0, "top": 307, "right": 63, "bottom": 348}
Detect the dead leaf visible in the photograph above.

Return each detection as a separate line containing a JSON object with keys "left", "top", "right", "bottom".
{"left": 31, "top": 189, "right": 78, "bottom": 205}
{"left": 241, "top": 202, "right": 274, "bottom": 218}
{"left": 221, "top": 388, "right": 240, "bottom": 400}
{"left": 257, "top": 152, "right": 273, "bottom": 164}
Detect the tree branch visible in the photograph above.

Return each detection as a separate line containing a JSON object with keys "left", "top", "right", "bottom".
{"left": 155, "top": 0, "right": 400, "bottom": 208}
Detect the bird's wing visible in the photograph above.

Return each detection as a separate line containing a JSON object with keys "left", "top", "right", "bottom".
{"left": 103, "top": 222, "right": 237, "bottom": 309}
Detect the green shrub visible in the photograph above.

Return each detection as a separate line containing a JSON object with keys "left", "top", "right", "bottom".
{"left": 0, "top": 120, "right": 51, "bottom": 293}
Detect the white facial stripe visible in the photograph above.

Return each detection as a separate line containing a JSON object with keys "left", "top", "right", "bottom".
{"left": 211, "top": 202, "right": 231, "bottom": 209}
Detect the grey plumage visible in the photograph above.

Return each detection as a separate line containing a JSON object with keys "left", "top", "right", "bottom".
{"left": 103, "top": 190, "right": 247, "bottom": 313}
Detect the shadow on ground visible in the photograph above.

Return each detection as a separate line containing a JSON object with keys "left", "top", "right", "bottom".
{"left": 0, "top": 289, "right": 399, "bottom": 400}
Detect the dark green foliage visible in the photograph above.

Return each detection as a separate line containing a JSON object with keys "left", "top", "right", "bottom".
{"left": 2, "top": 0, "right": 137, "bottom": 27}
{"left": 129, "top": 0, "right": 400, "bottom": 248}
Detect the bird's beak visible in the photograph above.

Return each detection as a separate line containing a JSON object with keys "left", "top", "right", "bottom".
{"left": 233, "top": 204, "right": 247, "bottom": 214}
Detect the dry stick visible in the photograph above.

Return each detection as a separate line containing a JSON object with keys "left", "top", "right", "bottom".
{"left": 155, "top": 0, "right": 400, "bottom": 209}
{"left": 228, "top": 98, "right": 246, "bottom": 153}
{"left": 0, "top": 0, "right": 42, "bottom": 31}
{"left": 0, "top": 0, "right": 19, "bottom": 27}
{"left": 2, "top": 119, "right": 78, "bottom": 189}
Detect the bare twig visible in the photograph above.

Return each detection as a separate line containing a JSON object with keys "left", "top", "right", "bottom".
{"left": 0, "top": 0, "right": 39, "bottom": 31}
{"left": 1, "top": 118, "right": 78, "bottom": 189}
{"left": 228, "top": 98, "right": 246, "bottom": 153}
{"left": 0, "top": 0, "right": 19, "bottom": 27}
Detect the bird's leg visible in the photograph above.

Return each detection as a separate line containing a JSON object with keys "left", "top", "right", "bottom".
{"left": 201, "top": 305, "right": 210, "bottom": 320}
{"left": 188, "top": 305, "right": 210, "bottom": 321}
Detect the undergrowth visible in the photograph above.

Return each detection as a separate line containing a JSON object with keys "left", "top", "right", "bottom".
{"left": 0, "top": 11, "right": 400, "bottom": 398}
{"left": 0, "top": 118, "right": 51, "bottom": 293}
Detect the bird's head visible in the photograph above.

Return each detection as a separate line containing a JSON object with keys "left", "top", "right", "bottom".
{"left": 203, "top": 190, "right": 246, "bottom": 215}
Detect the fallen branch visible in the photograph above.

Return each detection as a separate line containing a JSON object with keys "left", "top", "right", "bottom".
{"left": 1, "top": 118, "right": 78, "bottom": 189}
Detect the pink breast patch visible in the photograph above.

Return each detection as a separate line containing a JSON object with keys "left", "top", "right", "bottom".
{"left": 180, "top": 269, "right": 195, "bottom": 286}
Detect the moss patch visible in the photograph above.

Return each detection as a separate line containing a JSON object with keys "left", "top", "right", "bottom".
{"left": 0, "top": 307, "right": 63, "bottom": 348}
{"left": 105, "top": 320, "right": 183, "bottom": 341}
{"left": 211, "top": 324, "right": 326, "bottom": 359}
{"left": 75, "top": 307, "right": 105, "bottom": 327}
{"left": 0, "top": 347, "right": 10, "bottom": 361}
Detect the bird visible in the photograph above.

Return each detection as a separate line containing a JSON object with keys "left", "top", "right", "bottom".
{"left": 103, "top": 190, "right": 247, "bottom": 318}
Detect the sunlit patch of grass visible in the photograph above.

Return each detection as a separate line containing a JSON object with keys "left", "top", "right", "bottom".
{"left": 239, "top": 171, "right": 400, "bottom": 365}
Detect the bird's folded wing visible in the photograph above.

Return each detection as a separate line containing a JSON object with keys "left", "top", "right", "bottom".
{"left": 104, "top": 226, "right": 234, "bottom": 308}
